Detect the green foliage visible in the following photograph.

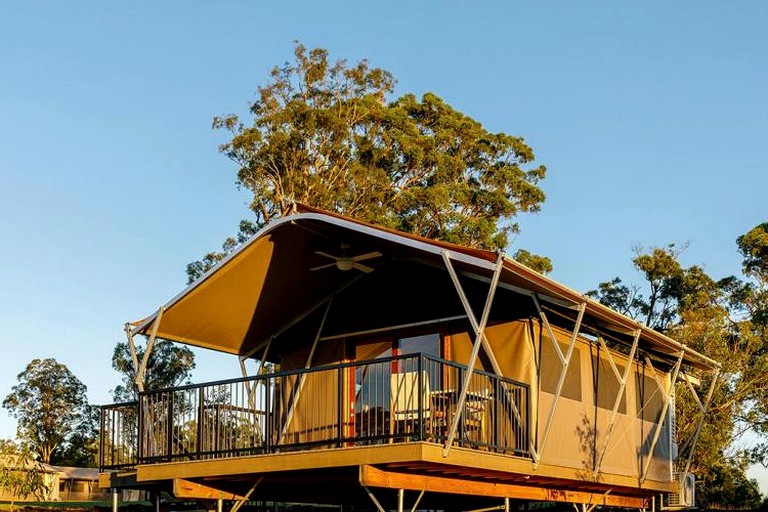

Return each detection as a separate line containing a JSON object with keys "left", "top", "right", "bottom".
{"left": 588, "top": 222, "right": 768, "bottom": 506}
{"left": 738, "top": 222, "right": 768, "bottom": 280}
{"left": 49, "top": 405, "right": 99, "bottom": 467}
{"left": 697, "top": 453, "right": 764, "bottom": 509}
{"left": 2, "top": 359, "right": 89, "bottom": 464}
{"left": 0, "top": 439, "right": 48, "bottom": 509}
{"left": 512, "top": 249, "right": 553, "bottom": 275}
{"left": 188, "top": 42, "right": 547, "bottom": 283}
{"left": 111, "top": 339, "right": 196, "bottom": 401}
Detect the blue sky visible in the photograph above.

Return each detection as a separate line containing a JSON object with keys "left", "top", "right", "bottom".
{"left": 1, "top": 0, "right": 766, "bottom": 485}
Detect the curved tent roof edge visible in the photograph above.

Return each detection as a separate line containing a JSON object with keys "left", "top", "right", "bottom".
{"left": 129, "top": 207, "right": 719, "bottom": 371}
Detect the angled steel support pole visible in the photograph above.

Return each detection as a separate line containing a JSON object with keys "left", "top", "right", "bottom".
{"left": 279, "top": 297, "right": 334, "bottom": 443}
{"left": 240, "top": 340, "right": 272, "bottom": 442}
{"left": 682, "top": 367, "right": 720, "bottom": 476}
{"left": 410, "top": 490, "right": 425, "bottom": 512}
{"left": 441, "top": 251, "right": 504, "bottom": 457}
{"left": 241, "top": 338, "right": 273, "bottom": 402}
{"left": 595, "top": 329, "right": 641, "bottom": 476}
{"left": 641, "top": 352, "right": 684, "bottom": 483}
{"left": 533, "top": 298, "right": 586, "bottom": 467}
{"left": 441, "top": 253, "right": 534, "bottom": 458}
{"left": 136, "top": 307, "right": 165, "bottom": 393}
{"left": 362, "top": 486, "right": 386, "bottom": 512}
{"left": 124, "top": 323, "right": 140, "bottom": 376}
{"left": 241, "top": 274, "right": 365, "bottom": 361}
{"left": 230, "top": 476, "right": 263, "bottom": 512}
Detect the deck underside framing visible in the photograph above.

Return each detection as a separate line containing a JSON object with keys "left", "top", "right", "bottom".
{"left": 100, "top": 442, "right": 668, "bottom": 508}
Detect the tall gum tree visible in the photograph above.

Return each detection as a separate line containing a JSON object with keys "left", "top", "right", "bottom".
{"left": 2, "top": 359, "right": 89, "bottom": 464}
{"left": 187, "top": 43, "right": 549, "bottom": 283}
{"left": 587, "top": 223, "right": 768, "bottom": 508}
{"left": 111, "top": 339, "right": 196, "bottom": 401}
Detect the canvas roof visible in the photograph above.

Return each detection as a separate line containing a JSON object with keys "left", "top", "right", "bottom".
{"left": 131, "top": 204, "right": 718, "bottom": 371}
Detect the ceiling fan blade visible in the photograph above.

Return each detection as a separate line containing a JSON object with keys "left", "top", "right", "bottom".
{"left": 351, "top": 251, "right": 382, "bottom": 262}
{"left": 353, "top": 262, "right": 375, "bottom": 273}
{"left": 310, "top": 263, "right": 336, "bottom": 271}
{"left": 314, "top": 251, "right": 340, "bottom": 261}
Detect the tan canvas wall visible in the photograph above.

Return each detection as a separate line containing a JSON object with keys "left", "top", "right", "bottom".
{"left": 590, "top": 346, "right": 638, "bottom": 478}
{"left": 534, "top": 324, "right": 673, "bottom": 483}
{"left": 277, "top": 340, "right": 345, "bottom": 445}
{"left": 536, "top": 326, "right": 592, "bottom": 471}
{"left": 636, "top": 368, "right": 674, "bottom": 481}
{"left": 449, "top": 320, "right": 537, "bottom": 387}
{"left": 450, "top": 320, "right": 539, "bottom": 432}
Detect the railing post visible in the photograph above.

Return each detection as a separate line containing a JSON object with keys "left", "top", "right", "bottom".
{"left": 264, "top": 376, "right": 271, "bottom": 453}
{"left": 492, "top": 378, "right": 499, "bottom": 450}
{"left": 99, "top": 406, "right": 105, "bottom": 469}
{"left": 524, "top": 386, "right": 530, "bottom": 456}
{"left": 137, "top": 396, "right": 144, "bottom": 463}
{"left": 214, "top": 399, "right": 220, "bottom": 455}
{"left": 337, "top": 364, "right": 344, "bottom": 447}
{"left": 197, "top": 387, "right": 204, "bottom": 458}
{"left": 167, "top": 393, "right": 174, "bottom": 461}
{"left": 418, "top": 355, "right": 424, "bottom": 441}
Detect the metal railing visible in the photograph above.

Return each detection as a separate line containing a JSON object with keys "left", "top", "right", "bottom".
{"left": 100, "top": 353, "right": 530, "bottom": 470}
{"left": 100, "top": 401, "right": 138, "bottom": 470}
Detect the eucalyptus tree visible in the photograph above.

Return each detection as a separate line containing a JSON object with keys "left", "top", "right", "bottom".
{"left": 587, "top": 222, "right": 768, "bottom": 507}
{"left": 188, "top": 43, "right": 548, "bottom": 283}
{"left": 111, "top": 339, "right": 196, "bottom": 401}
{"left": 2, "top": 359, "right": 89, "bottom": 464}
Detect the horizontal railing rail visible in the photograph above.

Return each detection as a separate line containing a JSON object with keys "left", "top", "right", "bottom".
{"left": 100, "top": 353, "right": 530, "bottom": 470}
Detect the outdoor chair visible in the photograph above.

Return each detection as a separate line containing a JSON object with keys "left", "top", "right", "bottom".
{"left": 390, "top": 371, "right": 432, "bottom": 438}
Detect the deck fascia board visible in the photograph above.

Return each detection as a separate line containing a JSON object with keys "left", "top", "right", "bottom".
{"left": 120, "top": 442, "right": 675, "bottom": 495}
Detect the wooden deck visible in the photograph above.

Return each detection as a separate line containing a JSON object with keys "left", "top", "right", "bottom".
{"left": 100, "top": 442, "right": 673, "bottom": 508}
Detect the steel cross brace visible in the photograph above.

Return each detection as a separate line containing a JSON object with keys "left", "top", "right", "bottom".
{"left": 594, "top": 329, "right": 641, "bottom": 476}
{"left": 278, "top": 296, "right": 334, "bottom": 444}
{"left": 239, "top": 338, "right": 272, "bottom": 443}
{"left": 640, "top": 352, "right": 684, "bottom": 483}
{"left": 532, "top": 296, "right": 587, "bottom": 467}
{"left": 441, "top": 250, "right": 504, "bottom": 457}
{"left": 681, "top": 367, "right": 720, "bottom": 476}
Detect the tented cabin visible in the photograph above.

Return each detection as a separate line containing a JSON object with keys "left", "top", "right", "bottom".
{"left": 100, "top": 205, "right": 719, "bottom": 510}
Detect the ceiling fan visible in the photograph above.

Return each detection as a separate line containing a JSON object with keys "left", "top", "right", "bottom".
{"left": 310, "top": 243, "right": 382, "bottom": 273}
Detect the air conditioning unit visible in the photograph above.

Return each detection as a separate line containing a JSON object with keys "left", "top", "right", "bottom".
{"left": 663, "top": 472, "right": 695, "bottom": 509}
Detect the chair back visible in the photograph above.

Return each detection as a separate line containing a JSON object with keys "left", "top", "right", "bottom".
{"left": 390, "top": 371, "right": 431, "bottom": 421}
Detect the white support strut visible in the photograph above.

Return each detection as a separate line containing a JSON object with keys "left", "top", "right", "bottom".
{"left": 640, "top": 352, "right": 684, "bottom": 483}
{"left": 533, "top": 298, "right": 587, "bottom": 466}
{"left": 124, "top": 323, "right": 140, "bottom": 376}
{"left": 135, "top": 307, "right": 165, "bottom": 393}
{"left": 362, "top": 486, "right": 386, "bottom": 512}
{"left": 594, "top": 329, "right": 641, "bottom": 476}
{"left": 279, "top": 297, "right": 333, "bottom": 444}
{"left": 441, "top": 251, "right": 504, "bottom": 457}
{"left": 440, "top": 252, "right": 536, "bottom": 459}
{"left": 229, "top": 476, "right": 263, "bottom": 512}
{"left": 682, "top": 368, "right": 720, "bottom": 476}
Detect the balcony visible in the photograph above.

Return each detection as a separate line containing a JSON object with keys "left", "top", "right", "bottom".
{"left": 100, "top": 353, "right": 530, "bottom": 470}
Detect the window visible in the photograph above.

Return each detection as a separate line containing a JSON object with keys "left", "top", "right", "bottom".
{"left": 353, "top": 333, "right": 441, "bottom": 413}
{"left": 398, "top": 334, "right": 440, "bottom": 391}
{"left": 540, "top": 338, "right": 582, "bottom": 401}
{"left": 635, "top": 372, "right": 664, "bottom": 423}
{"left": 595, "top": 358, "right": 627, "bottom": 414}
